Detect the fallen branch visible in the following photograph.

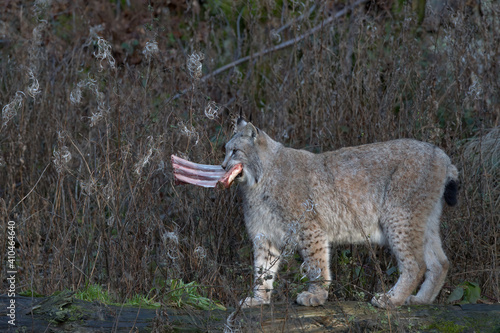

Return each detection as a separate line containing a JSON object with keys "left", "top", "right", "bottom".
{"left": 168, "top": 0, "right": 368, "bottom": 102}
{"left": 4, "top": 294, "right": 499, "bottom": 332}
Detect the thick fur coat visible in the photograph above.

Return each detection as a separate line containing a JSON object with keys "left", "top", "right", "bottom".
{"left": 222, "top": 119, "right": 458, "bottom": 308}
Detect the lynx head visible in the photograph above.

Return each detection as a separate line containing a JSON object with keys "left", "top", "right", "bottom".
{"left": 222, "top": 118, "right": 267, "bottom": 187}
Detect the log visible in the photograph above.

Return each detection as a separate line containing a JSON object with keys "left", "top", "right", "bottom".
{"left": 1, "top": 293, "right": 499, "bottom": 332}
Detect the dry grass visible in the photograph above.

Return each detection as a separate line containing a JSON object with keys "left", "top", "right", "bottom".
{"left": 0, "top": 0, "right": 498, "bottom": 313}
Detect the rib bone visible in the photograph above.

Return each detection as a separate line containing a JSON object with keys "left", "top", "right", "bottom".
{"left": 172, "top": 155, "right": 225, "bottom": 187}
{"left": 172, "top": 155, "right": 244, "bottom": 189}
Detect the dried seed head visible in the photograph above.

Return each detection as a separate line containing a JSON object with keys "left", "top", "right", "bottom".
{"left": 134, "top": 147, "right": 153, "bottom": 176}
{"left": 142, "top": 40, "right": 159, "bottom": 60}
{"left": 106, "top": 214, "right": 115, "bottom": 227}
{"left": 32, "top": 0, "right": 51, "bottom": 16}
{"left": 467, "top": 73, "right": 482, "bottom": 101}
{"left": 89, "top": 109, "right": 109, "bottom": 127}
{"left": 52, "top": 146, "right": 72, "bottom": 174}
{"left": 56, "top": 130, "right": 68, "bottom": 143}
{"left": 70, "top": 86, "right": 82, "bottom": 104}
{"left": 194, "top": 246, "right": 207, "bottom": 259}
{"left": 163, "top": 231, "right": 180, "bottom": 260}
{"left": 27, "top": 69, "right": 41, "bottom": 98}
{"left": 163, "top": 231, "right": 179, "bottom": 244}
{"left": 270, "top": 29, "right": 281, "bottom": 43}
{"left": 204, "top": 101, "right": 219, "bottom": 120}
{"left": 31, "top": 20, "right": 47, "bottom": 48}
{"left": 93, "top": 37, "right": 116, "bottom": 71}
{"left": 134, "top": 136, "right": 156, "bottom": 176}
{"left": 29, "top": 21, "right": 48, "bottom": 70}
{"left": 178, "top": 121, "right": 199, "bottom": 145}
{"left": 70, "top": 79, "right": 88, "bottom": 105}
{"left": 81, "top": 178, "right": 97, "bottom": 196}
{"left": 187, "top": 52, "right": 204, "bottom": 79}
{"left": 83, "top": 25, "right": 104, "bottom": 47}
{"left": 102, "top": 181, "right": 114, "bottom": 201}
{"left": 2, "top": 91, "right": 25, "bottom": 127}
{"left": 70, "top": 76, "right": 109, "bottom": 127}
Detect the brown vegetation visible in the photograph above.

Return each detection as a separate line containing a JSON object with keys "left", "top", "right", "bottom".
{"left": 1, "top": 0, "right": 498, "bottom": 312}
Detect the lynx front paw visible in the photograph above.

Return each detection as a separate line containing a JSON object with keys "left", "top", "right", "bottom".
{"left": 371, "top": 294, "right": 391, "bottom": 308}
{"left": 371, "top": 292, "right": 403, "bottom": 309}
{"left": 240, "top": 296, "right": 270, "bottom": 308}
{"left": 296, "top": 289, "right": 328, "bottom": 307}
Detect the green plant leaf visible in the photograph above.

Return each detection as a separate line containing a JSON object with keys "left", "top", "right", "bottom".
{"left": 447, "top": 286, "right": 464, "bottom": 303}
{"left": 463, "top": 281, "right": 481, "bottom": 304}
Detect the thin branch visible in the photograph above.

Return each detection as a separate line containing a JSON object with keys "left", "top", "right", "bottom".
{"left": 168, "top": 0, "right": 368, "bottom": 102}
{"left": 12, "top": 162, "right": 51, "bottom": 211}
{"left": 274, "top": 3, "right": 317, "bottom": 35}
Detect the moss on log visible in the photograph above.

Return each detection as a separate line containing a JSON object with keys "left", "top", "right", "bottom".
{"left": 1, "top": 293, "right": 499, "bottom": 332}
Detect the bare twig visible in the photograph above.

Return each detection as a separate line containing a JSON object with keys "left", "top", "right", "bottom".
{"left": 168, "top": 0, "right": 368, "bottom": 102}
{"left": 12, "top": 162, "right": 50, "bottom": 211}
{"left": 274, "top": 3, "right": 317, "bottom": 35}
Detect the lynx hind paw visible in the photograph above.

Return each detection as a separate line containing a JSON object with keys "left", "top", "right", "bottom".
{"left": 240, "top": 296, "right": 270, "bottom": 308}
{"left": 296, "top": 289, "right": 328, "bottom": 307}
{"left": 405, "top": 295, "right": 426, "bottom": 305}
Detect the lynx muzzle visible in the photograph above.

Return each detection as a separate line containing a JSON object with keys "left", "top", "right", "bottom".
{"left": 171, "top": 155, "right": 242, "bottom": 189}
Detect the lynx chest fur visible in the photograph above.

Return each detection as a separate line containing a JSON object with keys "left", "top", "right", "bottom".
{"left": 222, "top": 119, "right": 458, "bottom": 309}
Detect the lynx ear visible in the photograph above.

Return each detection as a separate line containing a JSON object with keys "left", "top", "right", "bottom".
{"left": 235, "top": 118, "right": 259, "bottom": 139}
{"left": 243, "top": 123, "right": 259, "bottom": 139}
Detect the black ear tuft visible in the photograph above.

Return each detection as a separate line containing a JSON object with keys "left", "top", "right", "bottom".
{"left": 235, "top": 118, "right": 248, "bottom": 133}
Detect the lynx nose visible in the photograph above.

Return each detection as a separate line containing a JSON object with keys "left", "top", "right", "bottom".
{"left": 221, "top": 155, "right": 230, "bottom": 170}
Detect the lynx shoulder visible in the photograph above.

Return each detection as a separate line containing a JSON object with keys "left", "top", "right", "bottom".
{"left": 222, "top": 119, "right": 458, "bottom": 308}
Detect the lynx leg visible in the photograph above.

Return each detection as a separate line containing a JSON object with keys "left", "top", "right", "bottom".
{"left": 372, "top": 214, "right": 426, "bottom": 308}
{"left": 406, "top": 203, "right": 449, "bottom": 305}
{"left": 296, "top": 228, "right": 330, "bottom": 307}
{"left": 240, "top": 239, "right": 281, "bottom": 308}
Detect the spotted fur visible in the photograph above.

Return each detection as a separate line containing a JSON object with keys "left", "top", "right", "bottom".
{"left": 222, "top": 119, "right": 458, "bottom": 308}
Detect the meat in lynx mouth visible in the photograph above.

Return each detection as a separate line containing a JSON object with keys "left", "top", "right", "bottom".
{"left": 171, "top": 154, "right": 243, "bottom": 189}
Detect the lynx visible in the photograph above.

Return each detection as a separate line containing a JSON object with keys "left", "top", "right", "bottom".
{"left": 221, "top": 119, "right": 458, "bottom": 309}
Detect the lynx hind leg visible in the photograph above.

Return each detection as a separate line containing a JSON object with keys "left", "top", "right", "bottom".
{"left": 372, "top": 212, "right": 426, "bottom": 308}
{"left": 296, "top": 228, "right": 331, "bottom": 307}
{"left": 406, "top": 202, "right": 449, "bottom": 305}
{"left": 240, "top": 239, "right": 281, "bottom": 308}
